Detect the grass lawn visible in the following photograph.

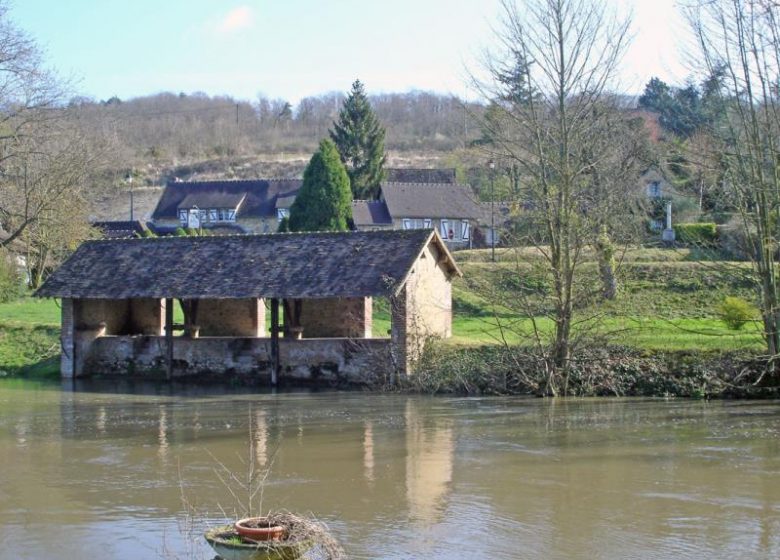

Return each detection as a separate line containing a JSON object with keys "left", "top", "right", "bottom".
{"left": 0, "top": 298, "right": 61, "bottom": 376}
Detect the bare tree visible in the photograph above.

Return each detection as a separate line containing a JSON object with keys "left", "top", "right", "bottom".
{"left": 0, "top": 2, "right": 106, "bottom": 287}
{"left": 473, "top": 0, "right": 641, "bottom": 394}
{"left": 686, "top": 0, "right": 780, "bottom": 369}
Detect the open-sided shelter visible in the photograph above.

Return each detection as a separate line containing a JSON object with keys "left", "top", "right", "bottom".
{"left": 36, "top": 230, "right": 461, "bottom": 383}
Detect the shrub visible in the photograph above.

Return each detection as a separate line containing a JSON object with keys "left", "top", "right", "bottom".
{"left": 717, "top": 296, "right": 757, "bottom": 330}
{"left": 674, "top": 222, "right": 718, "bottom": 245}
{"left": 174, "top": 227, "right": 187, "bottom": 237}
{"left": 0, "top": 252, "right": 24, "bottom": 303}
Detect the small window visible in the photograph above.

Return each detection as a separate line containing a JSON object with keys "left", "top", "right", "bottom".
{"left": 461, "top": 220, "right": 470, "bottom": 240}
{"left": 440, "top": 219, "right": 449, "bottom": 238}
{"left": 209, "top": 209, "right": 218, "bottom": 222}
{"left": 226, "top": 209, "right": 236, "bottom": 222}
{"left": 277, "top": 208, "right": 289, "bottom": 223}
{"left": 178, "top": 209, "right": 187, "bottom": 225}
{"left": 647, "top": 181, "right": 661, "bottom": 198}
{"left": 403, "top": 219, "right": 413, "bottom": 230}
{"left": 423, "top": 218, "right": 432, "bottom": 229}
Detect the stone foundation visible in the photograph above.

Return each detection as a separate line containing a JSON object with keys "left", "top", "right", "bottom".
{"left": 82, "top": 336, "right": 393, "bottom": 384}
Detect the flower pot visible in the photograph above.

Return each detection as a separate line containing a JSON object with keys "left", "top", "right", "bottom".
{"left": 235, "top": 517, "right": 286, "bottom": 542}
{"left": 204, "top": 526, "right": 311, "bottom": 560}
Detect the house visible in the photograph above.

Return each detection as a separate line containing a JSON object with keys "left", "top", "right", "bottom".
{"left": 377, "top": 182, "right": 481, "bottom": 248}
{"left": 35, "top": 229, "right": 461, "bottom": 383}
{"left": 150, "top": 179, "right": 302, "bottom": 234}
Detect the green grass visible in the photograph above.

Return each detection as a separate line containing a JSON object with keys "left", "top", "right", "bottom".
{"left": 0, "top": 297, "right": 60, "bottom": 326}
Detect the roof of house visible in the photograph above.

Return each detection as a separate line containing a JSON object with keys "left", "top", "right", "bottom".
{"left": 89, "top": 187, "right": 164, "bottom": 223}
{"left": 351, "top": 201, "right": 393, "bottom": 227}
{"left": 152, "top": 179, "right": 302, "bottom": 220}
{"left": 178, "top": 191, "right": 247, "bottom": 210}
{"left": 92, "top": 221, "right": 147, "bottom": 239}
{"left": 385, "top": 168, "right": 457, "bottom": 184}
{"left": 381, "top": 182, "right": 480, "bottom": 220}
{"left": 36, "top": 230, "right": 460, "bottom": 300}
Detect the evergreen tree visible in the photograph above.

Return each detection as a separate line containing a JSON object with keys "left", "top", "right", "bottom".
{"left": 288, "top": 139, "right": 352, "bottom": 232}
{"left": 330, "top": 80, "right": 386, "bottom": 199}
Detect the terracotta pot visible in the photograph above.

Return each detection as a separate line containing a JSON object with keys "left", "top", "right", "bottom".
{"left": 234, "top": 517, "right": 286, "bottom": 542}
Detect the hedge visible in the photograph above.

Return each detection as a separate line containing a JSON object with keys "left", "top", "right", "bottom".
{"left": 673, "top": 222, "right": 718, "bottom": 245}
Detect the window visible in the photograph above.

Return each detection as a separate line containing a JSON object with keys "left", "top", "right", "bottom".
{"left": 226, "top": 209, "right": 236, "bottom": 222}
{"left": 440, "top": 219, "right": 449, "bottom": 238}
{"left": 209, "top": 209, "right": 218, "bottom": 222}
{"left": 423, "top": 218, "right": 432, "bottom": 229}
{"left": 461, "top": 220, "right": 470, "bottom": 240}
{"left": 403, "top": 219, "right": 413, "bottom": 230}
{"left": 178, "top": 209, "right": 187, "bottom": 225}
{"left": 277, "top": 208, "right": 289, "bottom": 223}
{"left": 647, "top": 181, "right": 661, "bottom": 198}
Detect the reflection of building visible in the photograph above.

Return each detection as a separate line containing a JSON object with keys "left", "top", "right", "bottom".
{"left": 405, "top": 400, "right": 454, "bottom": 523}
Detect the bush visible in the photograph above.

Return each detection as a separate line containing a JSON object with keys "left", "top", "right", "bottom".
{"left": 0, "top": 252, "right": 24, "bottom": 303}
{"left": 674, "top": 222, "right": 718, "bottom": 245}
{"left": 717, "top": 296, "right": 757, "bottom": 330}
{"left": 174, "top": 227, "right": 187, "bottom": 237}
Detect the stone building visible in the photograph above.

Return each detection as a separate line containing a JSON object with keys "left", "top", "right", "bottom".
{"left": 35, "top": 230, "right": 461, "bottom": 384}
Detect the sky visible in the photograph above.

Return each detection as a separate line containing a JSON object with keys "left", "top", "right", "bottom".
{"left": 12, "top": 0, "right": 692, "bottom": 104}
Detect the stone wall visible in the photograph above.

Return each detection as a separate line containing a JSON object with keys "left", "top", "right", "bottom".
{"left": 60, "top": 298, "right": 75, "bottom": 378}
{"left": 391, "top": 242, "right": 453, "bottom": 375}
{"left": 76, "top": 299, "right": 129, "bottom": 334}
{"left": 129, "top": 299, "right": 165, "bottom": 335}
{"left": 297, "top": 297, "right": 372, "bottom": 338}
{"left": 82, "top": 336, "right": 392, "bottom": 383}
{"left": 198, "top": 298, "right": 265, "bottom": 337}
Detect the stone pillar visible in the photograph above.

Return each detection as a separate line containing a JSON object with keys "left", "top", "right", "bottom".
{"left": 363, "top": 297, "right": 373, "bottom": 338}
{"left": 390, "top": 289, "right": 410, "bottom": 382}
{"left": 662, "top": 201, "right": 676, "bottom": 242}
{"left": 60, "top": 298, "right": 75, "bottom": 379}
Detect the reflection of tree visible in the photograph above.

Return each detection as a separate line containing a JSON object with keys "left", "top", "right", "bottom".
{"left": 404, "top": 400, "right": 454, "bottom": 523}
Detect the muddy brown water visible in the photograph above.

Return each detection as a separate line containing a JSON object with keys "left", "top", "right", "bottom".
{"left": 0, "top": 379, "right": 778, "bottom": 559}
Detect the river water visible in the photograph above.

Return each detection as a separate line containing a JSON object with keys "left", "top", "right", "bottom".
{"left": 0, "top": 379, "right": 778, "bottom": 559}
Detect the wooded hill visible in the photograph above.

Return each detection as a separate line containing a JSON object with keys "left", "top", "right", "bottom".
{"left": 69, "top": 90, "right": 484, "bottom": 166}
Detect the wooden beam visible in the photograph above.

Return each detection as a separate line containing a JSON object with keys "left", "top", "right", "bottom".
{"left": 165, "top": 298, "right": 174, "bottom": 380}
{"left": 270, "top": 298, "right": 279, "bottom": 386}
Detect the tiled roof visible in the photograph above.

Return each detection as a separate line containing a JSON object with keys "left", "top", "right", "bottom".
{"left": 178, "top": 192, "right": 247, "bottom": 210}
{"left": 351, "top": 201, "right": 392, "bottom": 226}
{"left": 152, "top": 179, "right": 302, "bottom": 220}
{"left": 92, "top": 221, "right": 147, "bottom": 239}
{"left": 385, "top": 168, "right": 456, "bottom": 184}
{"left": 36, "top": 230, "right": 460, "bottom": 300}
{"left": 381, "top": 182, "right": 480, "bottom": 220}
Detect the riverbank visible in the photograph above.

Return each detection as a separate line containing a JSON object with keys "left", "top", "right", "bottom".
{"left": 409, "top": 343, "right": 779, "bottom": 398}
{"left": 0, "top": 246, "right": 772, "bottom": 391}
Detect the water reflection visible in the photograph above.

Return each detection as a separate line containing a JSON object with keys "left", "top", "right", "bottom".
{"left": 363, "top": 420, "right": 374, "bottom": 483}
{"left": 0, "top": 381, "right": 777, "bottom": 560}
{"left": 404, "top": 400, "right": 454, "bottom": 524}
{"left": 157, "top": 406, "right": 169, "bottom": 462}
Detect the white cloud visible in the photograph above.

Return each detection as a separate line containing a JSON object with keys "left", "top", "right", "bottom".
{"left": 216, "top": 6, "right": 254, "bottom": 34}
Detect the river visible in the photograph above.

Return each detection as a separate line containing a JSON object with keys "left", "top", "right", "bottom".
{"left": 0, "top": 379, "right": 778, "bottom": 559}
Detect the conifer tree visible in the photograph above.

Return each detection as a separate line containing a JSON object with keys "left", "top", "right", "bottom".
{"left": 288, "top": 139, "right": 352, "bottom": 232}
{"left": 330, "top": 80, "right": 387, "bottom": 199}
